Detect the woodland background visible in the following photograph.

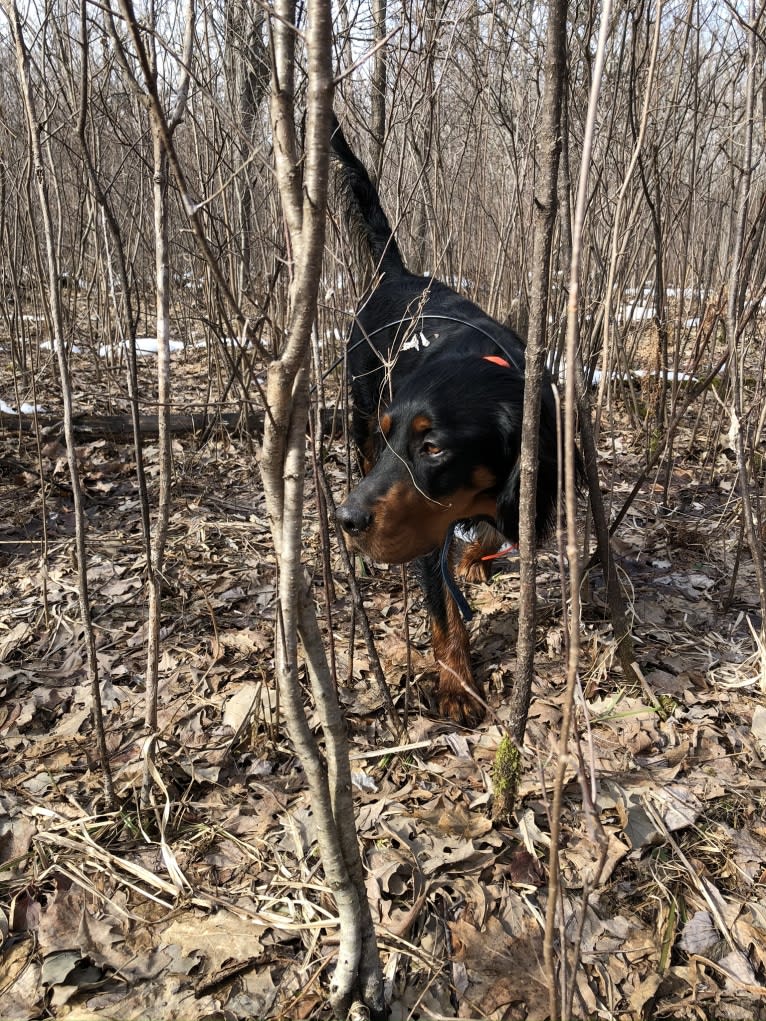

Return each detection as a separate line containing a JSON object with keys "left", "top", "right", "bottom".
{"left": 1, "top": 0, "right": 766, "bottom": 1018}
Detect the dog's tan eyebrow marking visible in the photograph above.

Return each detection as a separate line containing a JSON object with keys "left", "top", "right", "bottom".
{"left": 380, "top": 413, "right": 392, "bottom": 436}
{"left": 411, "top": 414, "right": 432, "bottom": 434}
{"left": 471, "top": 466, "right": 496, "bottom": 490}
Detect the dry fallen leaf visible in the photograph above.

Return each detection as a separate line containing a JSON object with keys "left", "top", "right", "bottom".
{"left": 449, "top": 914, "right": 548, "bottom": 1019}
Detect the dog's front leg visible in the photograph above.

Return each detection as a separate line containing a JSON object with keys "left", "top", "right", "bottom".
{"left": 453, "top": 520, "right": 503, "bottom": 584}
{"left": 413, "top": 551, "right": 485, "bottom": 726}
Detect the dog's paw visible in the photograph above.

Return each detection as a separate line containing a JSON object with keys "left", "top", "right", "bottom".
{"left": 438, "top": 686, "right": 485, "bottom": 727}
{"left": 455, "top": 553, "right": 492, "bottom": 584}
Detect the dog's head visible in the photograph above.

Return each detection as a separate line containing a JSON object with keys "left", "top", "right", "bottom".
{"left": 337, "top": 354, "right": 553, "bottom": 563}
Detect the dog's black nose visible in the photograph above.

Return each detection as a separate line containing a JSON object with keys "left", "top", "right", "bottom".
{"left": 337, "top": 500, "right": 373, "bottom": 536}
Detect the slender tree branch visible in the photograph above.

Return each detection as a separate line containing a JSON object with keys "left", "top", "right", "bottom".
{"left": 544, "top": 1, "right": 612, "bottom": 1013}
{"left": 510, "top": 0, "right": 567, "bottom": 746}
{"left": 3, "top": 0, "right": 114, "bottom": 806}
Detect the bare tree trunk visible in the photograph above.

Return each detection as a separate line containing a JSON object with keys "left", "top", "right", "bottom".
{"left": 142, "top": 127, "right": 172, "bottom": 793}
{"left": 370, "top": 0, "right": 388, "bottom": 181}
{"left": 4, "top": 0, "right": 114, "bottom": 806}
{"left": 727, "top": 0, "right": 766, "bottom": 632}
{"left": 105, "top": 0, "right": 269, "bottom": 364}
{"left": 569, "top": 3, "right": 657, "bottom": 691}
{"left": 510, "top": 0, "right": 568, "bottom": 745}
{"left": 113, "top": 0, "right": 194, "bottom": 804}
{"left": 75, "top": 0, "right": 152, "bottom": 589}
{"left": 599, "top": 3, "right": 663, "bottom": 434}
{"left": 574, "top": 371, "right": 640, "bottom": 687}
{"left": 264, "top": 1, "right": 385, "bottom": 1015}
{"left": 225, "top": 2, "right": 269, "bottom": 294}
{"left": 544, "top": 1, "right": 612, "bottom": 1013}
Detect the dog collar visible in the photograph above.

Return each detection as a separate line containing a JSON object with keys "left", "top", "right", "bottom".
{"left": 483, "top": 354, "right": 510, "bottom": 368}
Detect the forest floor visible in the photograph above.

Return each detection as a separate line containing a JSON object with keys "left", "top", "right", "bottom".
{"left": 1, "top": 332, "right": 766, "bottom": 1021}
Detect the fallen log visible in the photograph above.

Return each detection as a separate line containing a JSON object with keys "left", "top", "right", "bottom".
{"left": 0, "top": 406, "right": 344, "bottom": 442}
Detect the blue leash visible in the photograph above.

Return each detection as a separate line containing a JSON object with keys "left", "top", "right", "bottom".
{"left": 440, "top": 523, "right": 475, "bottom": 622}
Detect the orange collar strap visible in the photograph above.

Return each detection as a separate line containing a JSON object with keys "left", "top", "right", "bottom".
{"left": 481, "top": 542, "right": 519, "bottom": 562}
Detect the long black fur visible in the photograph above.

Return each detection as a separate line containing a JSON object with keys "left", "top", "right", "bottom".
{"left": 331, "top": 115, "right": 561, "bottom": 724}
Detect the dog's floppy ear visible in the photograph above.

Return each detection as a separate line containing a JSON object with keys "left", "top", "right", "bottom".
{"left": 494, "top": 405, "right": 559, "bottom": 544}
{"left": 494, "top": 442, "right": 522, "bottom": 542}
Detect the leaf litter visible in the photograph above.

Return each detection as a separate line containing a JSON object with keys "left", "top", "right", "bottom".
{"left": 1, "top": 342, "right": 766, "bottom": 1019}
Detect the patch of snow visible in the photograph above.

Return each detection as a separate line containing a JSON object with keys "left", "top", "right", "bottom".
{"left": 40, "top": 339, "right": 82, "bottom": 354}
{"left": 632, "top": 368, "right": 698, "bottom": 383}
{"left": 0, "top": 399, "right": 47, "bottom": 414}
{"left": 98, "top": 337, "right": 185, "bottom": 357}
{"left": 618, "top": 305, "right": 654, "bottom": 323}
{"left": 571, "top": 366, "right": 700, "bottom": 386}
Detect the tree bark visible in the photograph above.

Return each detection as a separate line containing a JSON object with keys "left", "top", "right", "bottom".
{"left": 543, "top": 2, "right": 613, "bottom": 1015}
{"left": 262, "top": 1, "right": 385, "bottom": 1015}
{"left": 4, "top": 0, "right": 114, "bottom": 805}
{"left": 114, "top": 0, "right": 194, "bottom": 805}
{"left": 370, "top": 0, "right": 388, "bottom": 181}
{"left": 726, "top": 0, "right": 766, "bottom": 632}
{"left": 510, "top": 0, "right": 568, "bottom": 746}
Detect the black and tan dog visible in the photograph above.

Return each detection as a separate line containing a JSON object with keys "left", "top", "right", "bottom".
{"left": 332, "top": 117, "right": 559, "bottom": 725}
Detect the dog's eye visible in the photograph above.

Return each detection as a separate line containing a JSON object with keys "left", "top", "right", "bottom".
{"left": 421, "top": 441, "right": 443, "bottom": 457}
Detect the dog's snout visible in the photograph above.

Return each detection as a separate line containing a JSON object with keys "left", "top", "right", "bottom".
{"left": 337, "top": 499, "right": 373, "bottom": 536}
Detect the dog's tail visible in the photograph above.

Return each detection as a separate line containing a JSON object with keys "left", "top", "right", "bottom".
{"left": 330, "top": 114, "right": 406, "bottom": 277}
